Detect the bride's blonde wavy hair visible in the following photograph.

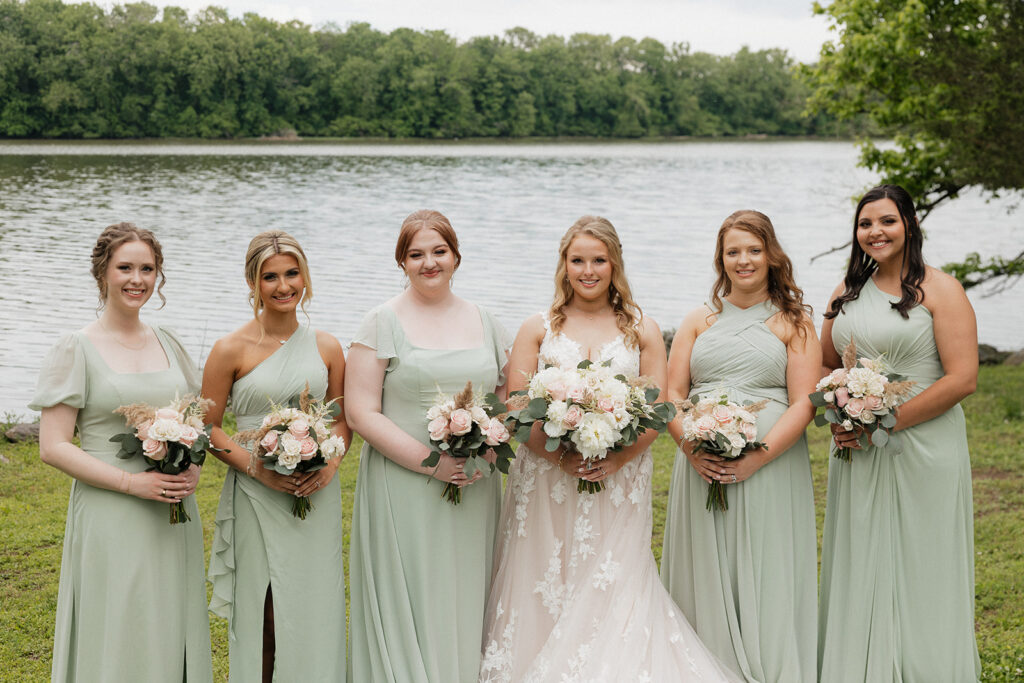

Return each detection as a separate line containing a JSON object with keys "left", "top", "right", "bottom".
{"left": 549, "top": 216, "right": 643, "bottom": 348}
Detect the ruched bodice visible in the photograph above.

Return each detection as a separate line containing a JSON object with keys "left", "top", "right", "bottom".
{"left": 690, "top": 300, "right": 789, "bottom": 406}
{"left": 830, "top": 279, "right": 944, "bottom": 393}
{"left": 230, "top": 325, "right": 328, "bottom": 430}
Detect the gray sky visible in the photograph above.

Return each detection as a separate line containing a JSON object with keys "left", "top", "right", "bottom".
{"left": 154, "top": 0, "right": 834, "bottom": 63}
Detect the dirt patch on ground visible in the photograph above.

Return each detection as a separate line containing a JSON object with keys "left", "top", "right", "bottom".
{"left": 973, "top": 467, "right": 1020, "bottom": 481}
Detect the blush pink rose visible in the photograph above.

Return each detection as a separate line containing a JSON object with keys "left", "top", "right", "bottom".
{"left": 428, "top": 416, "right": 450, "bottom": 442}
{"left": 155, "top": 407, "right": 179, "bottom": 421}
{"left": 142, "top": 438, "right": 167, "bottom": 460}
{"left": 260, "top": 430, "right": 280, "bottom": 453}
{"left": 299, "top": 437, "right": 318, "bottom": 460}
{"left": 566, "top": 385, "right": 587, "bottom": 402}
{"left": 845, "top": 397, "right": 865, "bottom": 418}
{"left": 835, "top": 387, "right": 850, "bottom": 408}
{"left": 741, "top": 422, "right": 758, "bottom": 441}
{"left": 484, "top": 419, "right": 510, "bottom": 446}
{"left": 135, "top": 419, "right": 153, "bottom": 441}
{"left": 831, "top": 369, "right": 848, "bottom": 384}
{"left": 597, "top": 397, "right": 615, "bottom": 413}
{"left": 178, "top": 425, "right": 199, "bottom": 448}
{"left": 865, "top": 395, "right": 883, "bottom": 410}
{"left": 696, "top": 415, "right": 719, "bottom": 440}
{"left": 711, "top": 403, "right": 735, "bottom": 425}
{"left": 563, "top": 404, "right": 585, "bottom": 429}
{"left": 448, "top": 409, "right": 473, "bottom": 436}
{"left": 546, "top": 379, "right": 568, "bottom": 401}
{"left": 288, "top": 419, "right": 310, "bottom": 439}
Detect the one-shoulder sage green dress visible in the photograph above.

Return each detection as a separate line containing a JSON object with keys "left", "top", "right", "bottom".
{"left": 208, "top": 325, "right": 346, "bottom": 681}
{"left": 661, "top": 300, "right": 817, "bottom": 682}
{"left": 29, "top": 327, "right": 213, "bottom": 683}
{"left": 348, "top": 304, "right": 507, "bottom": 683}
{"left": 818, "top": 279, "right": 980, "bottom": 682}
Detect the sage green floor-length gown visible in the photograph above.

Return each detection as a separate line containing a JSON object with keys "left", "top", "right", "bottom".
{"left": 348, "top": 304, "right": 506, "bottom": 683}
{"left": 208, "top": 325, "right": 346, "bottom": 681}
{"left": 818, "top": 279, "right": 980, "bottom": 682}
{"left": 661, "top": 301, "right": 817, "bottom": 683}
{"left": 29, "top": 328, "right": 213, "bottom": 683}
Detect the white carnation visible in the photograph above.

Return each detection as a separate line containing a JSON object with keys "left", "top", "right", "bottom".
{"left": 320, "top": 435, "right": 346, "bottom": 459}
{"left": 846, "top": 367, "right": 886, "bottom": 398}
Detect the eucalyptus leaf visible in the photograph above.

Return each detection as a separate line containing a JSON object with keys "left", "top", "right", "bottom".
{"left": 545, "top": 436, "right": 561, "bottom": 452}
{"left": 871, "top": 429, "right": 889, "bottom": 447}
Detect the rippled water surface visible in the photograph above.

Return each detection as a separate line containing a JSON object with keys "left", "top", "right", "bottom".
{"left": 1, "top": 140, "right": 1020, "bottom": 414}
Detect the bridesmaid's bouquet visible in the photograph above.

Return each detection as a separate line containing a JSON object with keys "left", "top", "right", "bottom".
{"left": 420, "top": 382, "right": 516, "bottom": 505}
{"left": 502, "top": 360, "right": 676, "bottom": 494}
{"left": 110, "top": 394, "right": 215, "bottom": 524}
{"left": 811, "top": 341, "right": 915, "bottom": 461}
{"left": 676, "top": 393, "right": 768, "bottom": 512}
{"left": 236, "top": 386, "right": 346, "bottom": 519}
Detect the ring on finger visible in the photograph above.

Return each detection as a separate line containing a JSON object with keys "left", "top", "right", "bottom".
{"left": 161, "top": 488, "right": 166, "bottom": 496}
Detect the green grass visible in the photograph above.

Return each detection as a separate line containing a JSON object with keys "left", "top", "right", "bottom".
{"left": 2, "top": 365, "right": 1022, "bottom": 680}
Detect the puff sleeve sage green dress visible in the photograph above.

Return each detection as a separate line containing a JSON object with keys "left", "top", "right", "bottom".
{"left": 207, "top": 324, "right": 346, "bottom": 681}
{"left": 347, "top": 304, "right": 508, "bottom": 683}
{"left": 660, "top": 300, "right": 817, "bottom": 682}
{"left": 818, "top": 279, "right": 980, "bottom": 682}
{"left": 29, "top": 327, "right": 213, "bottom": 683}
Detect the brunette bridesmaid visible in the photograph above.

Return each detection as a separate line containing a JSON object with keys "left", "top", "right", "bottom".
{"left": 31, "top": 223, "right": 213, "bottom": 682}
{"left": 818, "top": 185, "right": 980, "bottom": 681}
{"left": 203, "top": 231, "right": 350, "bottom": 682}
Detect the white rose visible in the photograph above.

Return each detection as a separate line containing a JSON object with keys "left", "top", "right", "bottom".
{"left": 470, "top": 406, "right": 489, "bottom": 426}
{"left": 426, "top": 404, "right": 446, "bottom": 421}
{"left": 279, "top": 451, "right": 301, "bottom": 469}
{"left": 728, "top": 433, "right": 746, "bottom": 456}
{"left": 148, "top": 417, "right": 184, "bottom": 442}
{"left": 280, "top": 432, "right": 303, "bottom": 457}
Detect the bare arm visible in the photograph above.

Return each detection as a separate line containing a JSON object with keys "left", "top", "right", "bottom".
{"left": 344, "top": 343, "right": 466, "bottom": 482}
{"left": 39, "top": 404, "right": 194, "bottom": 502}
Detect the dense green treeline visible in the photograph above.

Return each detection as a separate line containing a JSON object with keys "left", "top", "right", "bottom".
{"left": 0, "top": 0, "right": 850, "bottom": 139}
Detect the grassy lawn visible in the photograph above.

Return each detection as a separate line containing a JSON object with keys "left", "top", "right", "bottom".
{"left": 2, "top": 365, "right": 1022, "bottom": 680}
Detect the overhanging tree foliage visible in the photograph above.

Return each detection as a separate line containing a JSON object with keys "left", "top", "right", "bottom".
{"left": 806, "top": 0, "right": 1024, "bottom": 290}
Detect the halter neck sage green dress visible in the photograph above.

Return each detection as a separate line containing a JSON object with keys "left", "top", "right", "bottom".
{"left": 818, "top": 279, "right": 980, "bottom": 682}
{"left": 208, "top": 324, "right": 346, "bottom": 681}
{"left": 660, "top": 300, "right": 817, "bottom": 683}
{"left": 348, "top": 304, "right": 508, "bottom": 683}
{"left": 29, "top": 327, "right": 213, "bottom": 683}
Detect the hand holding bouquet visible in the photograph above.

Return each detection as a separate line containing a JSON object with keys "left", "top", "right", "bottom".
{"left": 676, "top": 393, "right": 768, "bottom": 512}
{"left": 420, "top": 381, "right": 515, "bottom": 505}
{"left": 110, "top": 394, "right": 215, "bottom": 523}
{"left": 235, "top": 385, "right": 345, "bottom": 519}
{"left": 811, "top": 341, "right": 915, "bottom": 461}
{"left": 502, "top": 360, "right": 676, "bottom": 494}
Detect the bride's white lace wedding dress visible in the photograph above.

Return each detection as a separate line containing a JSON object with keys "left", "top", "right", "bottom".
{"left": 479, "top": 317, "right": 740, "bottom": 683}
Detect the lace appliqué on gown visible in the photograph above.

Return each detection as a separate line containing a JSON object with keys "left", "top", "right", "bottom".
{"left": 480, "top": 316, "right": 739, "bottom": 683}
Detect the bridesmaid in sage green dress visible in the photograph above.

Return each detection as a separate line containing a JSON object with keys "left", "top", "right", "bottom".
{"left": 32, "top": 223, "right": 212, "bottom": 683}
{"left": 203, "top": 231, "right": 350, "bottom": 682}
{"left": 661, "top": 211, "right": 820, "bottom": 682}
{"left": 345, "top": 210, "right": 508, "bottom": 683}
{"left": 819, "top": 185, "right": 980, "bottom": 682}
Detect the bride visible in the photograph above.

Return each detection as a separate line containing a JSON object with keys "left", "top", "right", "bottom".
{"left": 480, "top": 216, "right": 739, "bottom": 682}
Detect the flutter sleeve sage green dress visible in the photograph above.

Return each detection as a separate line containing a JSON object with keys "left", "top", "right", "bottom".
{"left": 207, "top": 324, "right": 346, "bottom": 681}
{"left": 29, "top": 327, "right": 213, "bottom": 683}
{"left": 347, "top": 304, "right": 508, "bottom": 683}
{"left": 818, "top": 279, "right": 980, "bottom": 682}
{"left": 661, "top": 300, "right": 817, "bottom": 682}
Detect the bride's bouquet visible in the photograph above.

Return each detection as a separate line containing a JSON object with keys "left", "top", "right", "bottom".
{"left": 110, "top": 394, "right": 215, "bottom": 523}
{"left": 502, "top": 360, "right": 676, "bottom": 494}
{"left": 676, "top": 393, "right": 767, "bottom": 512}
{"left": 236, "top": 386, "right": 346, "bottom": 519}
{"left": 811, "top": 341, "right": 915, "bottom": 461}
{"left": 420, "top": 382, "right": 515, "bottom": 505}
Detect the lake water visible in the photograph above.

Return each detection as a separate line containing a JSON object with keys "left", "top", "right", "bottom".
{"left": 1, "top": 139, "right": 1020, "bottom": 415}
